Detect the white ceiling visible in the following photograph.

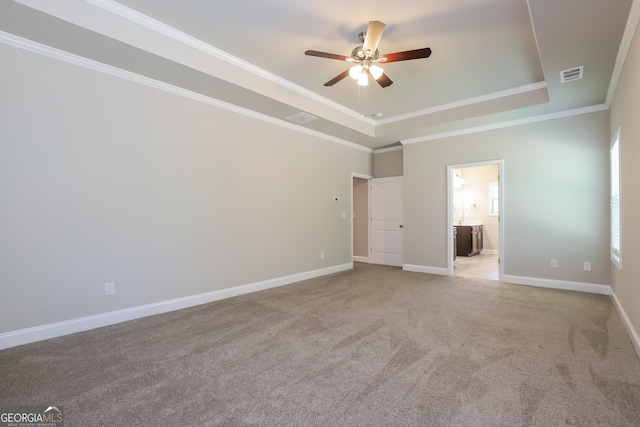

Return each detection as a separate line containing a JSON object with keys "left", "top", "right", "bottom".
{"left": 0, "top": 0, "right": 635, "bottom": 150}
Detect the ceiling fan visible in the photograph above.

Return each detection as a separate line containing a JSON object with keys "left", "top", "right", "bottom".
{"left": 305, "top": 21, "right": 432, "bottom": 88}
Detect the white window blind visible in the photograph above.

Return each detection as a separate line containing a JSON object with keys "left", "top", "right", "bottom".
{"left": 611, "top": 129, "right": 621, "bottom": 270}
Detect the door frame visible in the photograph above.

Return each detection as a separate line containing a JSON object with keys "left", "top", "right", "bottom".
{"left": 446, "top": 160, "right": 504, "bottom": 280}
{"left": 352, "top": 173, "right": 373, "bottom": 263}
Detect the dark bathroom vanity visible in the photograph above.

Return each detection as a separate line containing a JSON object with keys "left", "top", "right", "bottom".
{"left": 455, "top": 224, "right": 483, "bottom": 257}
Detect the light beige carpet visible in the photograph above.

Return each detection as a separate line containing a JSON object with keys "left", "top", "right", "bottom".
{"left": 1, "top": 263, "right": 640, "bottom": 426}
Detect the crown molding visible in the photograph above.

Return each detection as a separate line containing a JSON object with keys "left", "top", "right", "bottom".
{"left": 373, "top": 145, "right": 403, "bottom": 154}
{"left": 64, "top": 1, "right": 554, "bottom": 132}
{"left": 401, "top": 103, "right": 609, "bottom": 145}
{"left": 606, "top": 0, "right": 640, "bottom": 105}
{"left": 86, "top": 0, "right": 371, "bottom": 125}
{"left": 0, "top": 31, "right": 372, "bottom": 154}
{"left": 376, "top": 82, "right": 548, "bottom": 125}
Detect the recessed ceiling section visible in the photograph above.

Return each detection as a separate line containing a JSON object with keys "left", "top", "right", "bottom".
{"left": 115, "top": 0, "right": 544, "bottom": 118}
{"left": 2, "top": 0, "right": 634, "bottom": 149}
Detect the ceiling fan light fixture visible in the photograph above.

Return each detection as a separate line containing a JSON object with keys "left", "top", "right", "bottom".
{"left": 305, "top": 20, "right": 432, "bottom": 89}
{"left": 349, "top": 64, "right": 363, "bottom": 80}
{"left": 369, "top": 64, "right": 384, "bottom": 80}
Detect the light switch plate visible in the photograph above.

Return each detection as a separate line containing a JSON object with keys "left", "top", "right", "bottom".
{"left": 104, "top": 282, "right": 115, "bottom": 296}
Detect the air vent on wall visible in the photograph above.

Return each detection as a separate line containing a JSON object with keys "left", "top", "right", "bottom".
{"left": 560, "top": 66, "right": 584, "bottom": 83}
{"left": 285, "top": 111, "right": 319, "bottom": 125}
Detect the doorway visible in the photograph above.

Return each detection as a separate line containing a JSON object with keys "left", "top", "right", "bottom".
{"left": 352, "top": 174, "right": 371, "bottom": 263}
{"left": 447, "top": 161, "right": 504, "bottom": 280}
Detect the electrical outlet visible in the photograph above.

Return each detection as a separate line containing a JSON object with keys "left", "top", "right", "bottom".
{"left": 550, "top": 259, "right": 557, "bottom": 268}
{"left": 584, "top": 262, "right": 592, "bottom": 272}
{"left": 320, "top": 251, "right": 325, "bottom": 260}
{"left": 104, "top": 282, "right": 115, "bottom": 296}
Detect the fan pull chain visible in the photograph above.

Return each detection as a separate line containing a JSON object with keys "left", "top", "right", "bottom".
{"left": 359, "top": 84, "right": 368, "bottom": 117}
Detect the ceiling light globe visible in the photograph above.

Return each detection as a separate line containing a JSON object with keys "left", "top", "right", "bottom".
{"left": 349, "top": 65, "right": 363, "bottom": 80}
{"left": 357, "top": 73, "right": 369, "bottom": 86}
{"left": 369, "top": 64, "right": 384, "bottom": 80}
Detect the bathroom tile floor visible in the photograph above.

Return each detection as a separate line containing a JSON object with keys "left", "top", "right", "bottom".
{"left": 454, "top": 252, "right": 499, "bottom": 280}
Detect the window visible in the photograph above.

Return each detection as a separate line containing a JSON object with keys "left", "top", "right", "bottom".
{"left": 611, "top": 128, "right": 622, "bottom": 270}
{"left": 489, "top": 182, "right": 499, "bottom": 216}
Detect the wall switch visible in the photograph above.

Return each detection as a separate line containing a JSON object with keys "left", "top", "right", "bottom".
{"left": 104, "top": 282, "right": 115, "bottom": 296}
{"left": 320, "top": 251, "right": 325, "bottom": 260}
{"left": 550, "top": 259, "right": 557, "bottom": 268}
{"left": 341, "top": 211, "right": 346, "bottom": 219}
{"left": 584, "top": 262, "right": 592, "bottom": 272}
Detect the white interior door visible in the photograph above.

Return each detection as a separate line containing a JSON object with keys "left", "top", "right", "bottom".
{"left": 371, "top": 177, "right": 403, "bottom": 266}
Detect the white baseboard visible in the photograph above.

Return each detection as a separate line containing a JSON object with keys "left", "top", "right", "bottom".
{"left": 0, "top": 263, "right": 353, "bottom": 350}
{"left": 403, "top": 264, "right": 449, "bottom": 276}
{"left": 481, "top": 249, "right": 498, "bottom": 254}
{"left": 400, "top": 268, "right": 611, "bottom": 297}
{"left": 611, "top": 290, "right": 640, "bottom": 360}
{"left": 503, "top": 275, "right": 611, "bottom": 295}
{"left": 353, "top": 256, "right": 369, "bottom": 263}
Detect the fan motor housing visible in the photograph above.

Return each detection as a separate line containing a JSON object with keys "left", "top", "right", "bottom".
{"left": 351, "top": 46, "right": 380, "bottom": 62}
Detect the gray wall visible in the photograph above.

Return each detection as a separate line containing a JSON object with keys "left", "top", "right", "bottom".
{"left": 0, "top": 44, "right": 371, "bottom": 333}
{"left": 609, "top": 19, "right": 640, "bottom": 350}
{"left": 403, "top": 110, "right": 610, "bottom": 285}
{"left": 373, "top": 148, "right": 403, "bottom": 177}
{"left": 2, "top": 24, "right": 637, "bottom": 352}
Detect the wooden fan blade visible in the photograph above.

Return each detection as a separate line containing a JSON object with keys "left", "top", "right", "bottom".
{"left": 381, "top": 47, "right": 432, "bottom": 63}
{"left": 363, "top": 21, "right": 386, "bottom": 56}
{"left": 305, "top": 50, "right": 349, "bottom": 61}
{"left": 324, "top": 70, "right": 350, "bottom": 86}
{"left": 376, "top": 73, "right": 393, "bottom": 88}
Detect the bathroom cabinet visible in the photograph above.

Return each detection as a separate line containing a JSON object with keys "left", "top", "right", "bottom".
{"left": 455, "top": 225, "right": 483, "bottom": 257}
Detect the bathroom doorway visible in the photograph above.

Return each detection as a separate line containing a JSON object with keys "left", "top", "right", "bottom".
{"left": 447, "top": 160, "right": 504, "bottom": 280}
